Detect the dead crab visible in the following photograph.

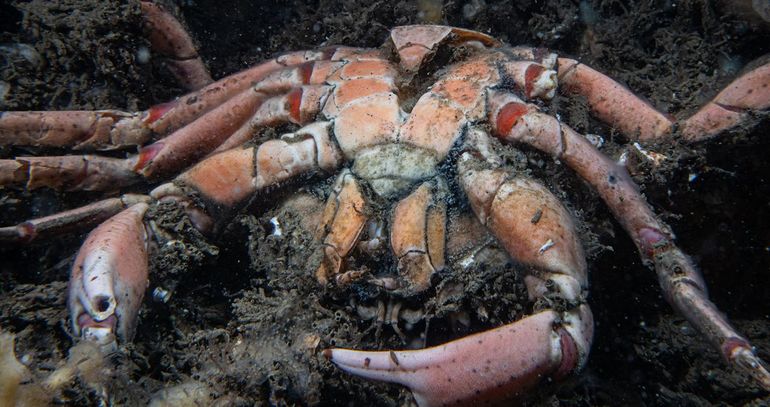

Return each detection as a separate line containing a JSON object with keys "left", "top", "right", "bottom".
{"left": 1, "top": 4, "right": 769, "bottom": 405}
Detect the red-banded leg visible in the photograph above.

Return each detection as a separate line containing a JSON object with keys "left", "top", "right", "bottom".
{"left": 0, "top": 81, "right": 333, "bottom": 190}
{"left": 488, "top": 90, "right": 770, "bottom": 390}
{"left": 0, "top": 49, "right": 398, "bottom": 190}
{"left": 0, "top": 47, "right": 344, "bottom": 151}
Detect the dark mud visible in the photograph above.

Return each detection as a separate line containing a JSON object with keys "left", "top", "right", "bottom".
{"left": 1, "top": 0, "right": 769, "bottom": 405}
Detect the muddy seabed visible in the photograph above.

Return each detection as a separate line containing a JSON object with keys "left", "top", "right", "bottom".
{"left": 1, "top": 0, "right": 769, "bottom": 405}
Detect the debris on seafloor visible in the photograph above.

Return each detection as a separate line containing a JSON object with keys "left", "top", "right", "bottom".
{"left": 0, "top": 331, "right": 109, "bottom": 406}
{"left": 148, "top": 380, "right": 214, "bottom": 407}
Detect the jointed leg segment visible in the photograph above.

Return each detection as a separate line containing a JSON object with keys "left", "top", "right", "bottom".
{"left": 0, "top": 56, "right": 348, "bottom": 191}
{"left": 556, "top": 55, "right": 770, "bottom": 143}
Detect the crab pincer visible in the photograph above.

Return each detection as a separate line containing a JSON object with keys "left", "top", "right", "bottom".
{"left": 67, "top": 203, "right": 150, "bottom": 345}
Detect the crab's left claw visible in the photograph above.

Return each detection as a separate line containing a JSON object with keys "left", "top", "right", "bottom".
{"left": 67, "top": 203, "right": 150, "bottom": 346}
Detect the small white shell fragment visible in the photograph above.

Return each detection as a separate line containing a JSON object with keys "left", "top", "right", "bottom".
{"left": 153, "top": 287, "right": 172, "bottom": 303}
{"left": 459, "top": 254, "right": 475, "bottom": 269}
{"left": 538, "top": 238, "right": 555, "bottom": 254}
{"left": 633, "top": 142, "right": 667, "bottom": 165}
{"left": 136, "top": 46, "right": 151, "bottom": 64}
{"left": 270, "top": 217, "right": 282, "bottom": 237}
{"left": 617, "top": 150, "right": 629, "bottom": 166}
{"left": 585, "top": 133, "right": 604, "bottom": 148}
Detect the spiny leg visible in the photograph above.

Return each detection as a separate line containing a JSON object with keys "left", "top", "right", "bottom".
{"left": 488, "top": 90, "right": 770, "bottom": 389}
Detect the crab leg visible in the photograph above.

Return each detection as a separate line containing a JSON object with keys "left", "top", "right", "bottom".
{"left": 1, "top": 53, "right": 393, "bottom": 189}
{"left": 152, "top": 121, "right": 343, "bottom": 227}
{"left": 0, "top": 51, "right": 341, "bottom": 150}
{"left": 214, "top": 84, "right": 332, "bottom": 153}
{"left": 556, "top": 56, "right": 770, "bottom": 142}
{"left": 0, "top": 110, "right": 153, "bottom": 150}
{"left": 0, "top": 194, "right": 150, "bottom": 243}
{"left": 314, "top": 170, "right": 369, "bottom": 286}
{"left": 680, "top": 61, "right": 770, "bottom": 141}
{"left": 65, "top": 121, "right": 343, "bottom": 346}
{"left": 488, "top": 90, "right": 770, "bottom": 389}
{"left": 133, "top": 85, "right": 269, "bottom": 178}
{"left": 0, "top": 155, "right": 139, "bottom": 191}
{"left": 556, "top": 57, "right": 674, "bottom": 141}
{"left": 68, "top": 203, "right": 150, "bottom": 345}
{"left": 389, "top": 180, "right": 447, "bottom": 294}
{"left": 145, "top": 55, "right": 342, "bottom": 136}
{"left": 140, "top": 1, "right": 212, "bottom": 90}
{"left": 1, "top": 79, "right": 334, "bottom": 190}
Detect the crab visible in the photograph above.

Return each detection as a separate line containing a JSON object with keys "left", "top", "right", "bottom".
{"left": 1, "top": 5, "right": 769, "bottom": 405}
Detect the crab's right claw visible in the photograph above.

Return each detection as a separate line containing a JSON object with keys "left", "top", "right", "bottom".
{"left": 67, "top": 203, "right": 150, "bottom": 346}
{"left": 325, "top": 307, "right": 593, "bottom": 406}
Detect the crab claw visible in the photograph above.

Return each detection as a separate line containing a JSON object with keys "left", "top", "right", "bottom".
{"left": 325, "top": 306, "right": 593, "bottom": 406}
{"left": 67, "top": 203, "right": 150, "bottom": 345}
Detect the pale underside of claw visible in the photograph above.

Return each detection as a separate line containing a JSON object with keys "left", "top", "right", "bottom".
{"left": 68, "top": 203, "right": 150, "bottom": 344}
